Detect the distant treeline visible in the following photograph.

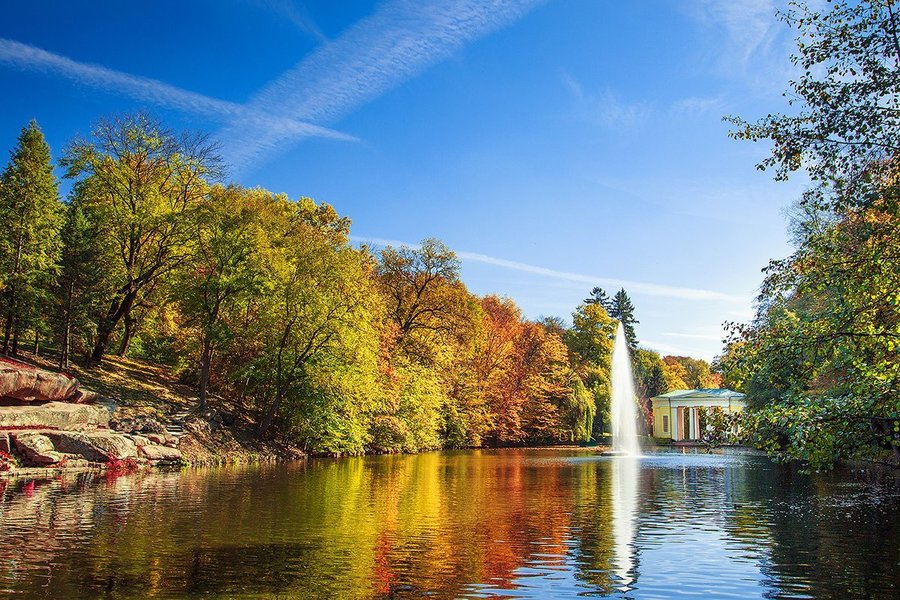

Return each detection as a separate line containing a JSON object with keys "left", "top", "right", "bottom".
{"left": 0, "top": 113, "right": 715, "bottom": 453}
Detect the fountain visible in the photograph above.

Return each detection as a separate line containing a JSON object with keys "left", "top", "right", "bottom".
{"left": 602, "top": 321, "right": 641, "bottom": 456}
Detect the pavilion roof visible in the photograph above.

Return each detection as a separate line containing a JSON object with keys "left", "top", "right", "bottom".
{"left": 652, "top": 388, "right": 745, "bottom": 400}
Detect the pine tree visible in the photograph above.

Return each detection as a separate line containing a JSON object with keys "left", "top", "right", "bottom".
{"left": 584, "top": 286, "right": 612, "bottom": 312}
{"left": 54, "top": 197, "right": 115, "bottom": 369}
{"left": 0, "top": 121, "right": 62, "bottom": 355}
{"left": 611, "top": 288, "right": 639, "bottom": 351}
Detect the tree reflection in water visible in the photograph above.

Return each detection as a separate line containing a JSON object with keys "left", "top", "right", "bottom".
{"left": 0, "top": 449, "right": 898, "bottom": 598}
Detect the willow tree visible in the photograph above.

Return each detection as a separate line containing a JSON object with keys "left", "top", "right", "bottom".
{"left": 0, "top": 121, "right": 62, "bottom": 355}
{"left": 61, "top": 113, "right": 221, "bottom": 364}
{"left": 564, "top": 302, "right": 617, "bottom": 436}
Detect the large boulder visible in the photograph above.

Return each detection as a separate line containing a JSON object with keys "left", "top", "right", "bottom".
{"left": 0, "top": 358, "right": 80, "bottom": 402}
{"left": 84, "top": 431, "right": 137, "bottom": 459}
{"left": 45, "top": 432, "right": 110, "bottom": 462}
{"left": 10, "top": 432, "right": 63, "bottom": 466}
{"left": 139, "top": 444, "right": 182, "bottom": 463}
{"left": 0, "top": 402, "right": 110, "bottom": 430}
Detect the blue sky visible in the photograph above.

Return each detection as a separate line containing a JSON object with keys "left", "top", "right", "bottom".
{"left": 0, "top": 0, "right": 806, "bottom": 360}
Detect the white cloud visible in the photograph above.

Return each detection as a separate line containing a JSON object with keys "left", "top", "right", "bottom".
{"left": 671, "top": 95, "right": 726, "bottom": 116}
{"left": 249, "top": 0, "right": 329, "bottom": 43}
{"left": 1, "top": 1, "right": 546, "bottom": 170}
{"left": 689, "top": 0, "right": 780, "bottom": 67}
{"left": 351, "top": 235, "right": 746, "bottom": 303}
{"left": 641, "top": 339, "right": 710, "bottom": 358}
{"left": 592, "top": 172, "right": 803, "bottom": 228}
{"left": 683, "top": 0, "right": 797, "bottom": 95}
{"left": 561, "top": 72, "right": 650, "bottom": 129}
{"left": 0, "top": 37, "right": 355, "bottom": 143}
{"left": 218, "top": 0, "right": 547, "bottom": 169}
{"left": 663, "top": 331, "right": 722, "bottom": 341}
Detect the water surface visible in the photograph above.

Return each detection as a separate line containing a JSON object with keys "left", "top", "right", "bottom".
{"left": 1, "top": 448, "right": 898, "bottom": 598}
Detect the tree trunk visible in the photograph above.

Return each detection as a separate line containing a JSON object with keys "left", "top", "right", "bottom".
{"left": 257, "top": 389, "right": 284, "bottom": 437}
{"left": 3, "top": 235, "right": 24, "bottom": 356}
{"left": 198, "top": 337, "right": 212, "bottom": 411}
{"left": 11, "top": 325, "right": 19, "bottom": 356}
{"left": 32, "top": 331, "right": 39, "bottom": 356}
{"left": 1, "top": 311, "right": 12, "bottom": 355}
{"left": 117, "top": 312, "right": 135, "bottom": 357}
{"left": 91, "top": 290, "right": 138, "bottom": 364}
{"left": 60, "top": 319, "right": 70, "bottom": 370}
{"left": 59, "top": 284, "right": 73, "bottom": 371}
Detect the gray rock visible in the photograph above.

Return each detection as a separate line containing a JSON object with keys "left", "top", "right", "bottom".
{"left": 45, "top": 432, "right": 110, "bottom": 462}
{"left": 85, "top": 431, "right": 137, "bottom": 459}
{"left": 10, "top": 432, "right": 63, "bottom": 465}
{"left": 139, "top": 444, "right": 182, "bottom": 462}
{"left": 0, "top": 402, "right": 110, "bottom": 431}
{"left": 126, "top": 434, "right": 151, "bottom": 447}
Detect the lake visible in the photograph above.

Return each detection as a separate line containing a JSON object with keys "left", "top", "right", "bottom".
{"left": 1, "top": 448, "right": 898, "bottom": 599}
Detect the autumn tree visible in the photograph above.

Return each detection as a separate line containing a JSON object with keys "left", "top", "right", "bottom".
{"left": 663, "top": 355, "right": 718, "bottom": 389}
{"left": 0, "top": 120, "right": 62, "bottom": 355}
{"left": 377, "top": 238, "right": 477, "bottom": 364}
{"left": 473, "top": 296, "right": 524, "bottom": 443}
{"left": 61, "top": 113, "right": 221, "bottom": 364}
{"left": 661, "top": 359, "right": 689, "bottom": 391}
{"left": 472, "top": 296, "right": 582, "bottom": 445}
{"left": 517, "top": 321, "right": 574, "bottom": 443}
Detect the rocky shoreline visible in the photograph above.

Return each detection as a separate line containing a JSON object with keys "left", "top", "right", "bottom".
{"left": 1, "top": 400, "right": 185, "bottom": 475}
{"left": 0, "top": 356, "right": 310, "bottom": 477}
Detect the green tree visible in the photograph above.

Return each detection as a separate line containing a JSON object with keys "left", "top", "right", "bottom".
{"left": 610, "top": 288, "right": 639, "bottom": 351}
{"left": 584, "top": 287, "right": 612, "bottom": 312}
{"left": 54, "top": 196, "right": 116, "bottom": 369}
{"left": 559, "top": 373, "right": 595, "bottom": 443}
{"left": 250, "top": 199, "right": 380, "bottom": 439}
{"left": 177, "top": 185, "right": 271, "bottom": 410}
{"left": 724, "top": 0, "right": 900, "bottom": 467}
{"left": 0, "top": 120, "right": 62, "bottom": 355}
{"left": 728, "top": 0, "right": 900, "bottom": 195}
{"left": 564, "top": 302, "right": 617, "bottom": 437}
{"left": 61, "top": 113, "right": 221, "bottom": 364}
{"left": 633, "top": 348, "right": 667, "bottom": 399}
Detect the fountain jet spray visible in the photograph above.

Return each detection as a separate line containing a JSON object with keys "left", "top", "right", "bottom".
{"left": 610, "top": 321, "right": 641, "bottom": 455}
